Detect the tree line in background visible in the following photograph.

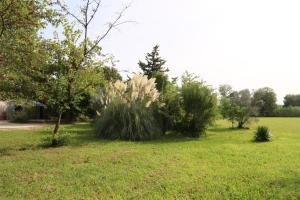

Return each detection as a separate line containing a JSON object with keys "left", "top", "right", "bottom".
{"left": 1, "top": 1, "right": 300, "bottom": 145}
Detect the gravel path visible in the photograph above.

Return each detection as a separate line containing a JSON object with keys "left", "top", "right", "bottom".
{"left": 0, "top": 121, "right": 46, "bottom": 130}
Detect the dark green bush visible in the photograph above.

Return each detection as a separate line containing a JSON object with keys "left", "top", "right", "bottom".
{"left": 158, "top": 83, "right": 185, "bottom": 133}
{"left": 94, "top": 101, "right": 162, "bottom": 141}
{"left": 8, "top": 111, "right": 30, "bottom": 123}
{"left": 6, "top": 102, "right": 35, "bottom": 123}
{"left": 181, "top": 82, "right": 217, "bottom": 137}
{"left": 254, "top": 126, "right": 272, "bottom": 142}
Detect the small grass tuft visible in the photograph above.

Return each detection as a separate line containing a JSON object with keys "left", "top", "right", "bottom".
{"left": 254, "top": 126, "right": 272, "bottom": 142}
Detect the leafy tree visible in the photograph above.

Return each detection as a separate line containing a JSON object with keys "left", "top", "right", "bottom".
{"left": 0, "top": 0, "right": 59, "bottom": 100}
{"left": 0, "top": 0, "right": 57, "bottom": 39}
{"left": 284, "top": 94, "right": 300, "bottom": 107}
{"left": 252, "top": 87, "right": 277, "bottom": 116}
{"left": 219, "top": 84, "right": 233, "bottom": 98}
{"left": 219, "top": 97, "right": 239, "bottom": 128}
{"left": 219, "top": 86, "right": 257, "bottom": 128}
{"left": 3, "top": 0, "right": 130, "bottom": 146}
{"left": 103, "top": 66, "right": 122, "bottom": 82}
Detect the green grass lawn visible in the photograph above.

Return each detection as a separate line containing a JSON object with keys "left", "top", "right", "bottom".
{"left": 0, "top": 118, "right": 300, "bottom": 200}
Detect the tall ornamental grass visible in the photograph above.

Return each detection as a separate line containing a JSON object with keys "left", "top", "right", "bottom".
{"left": 94, "top": 74, "right": 162, "bottom": 141}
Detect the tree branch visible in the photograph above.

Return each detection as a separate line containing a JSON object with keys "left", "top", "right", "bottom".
{"left": 56, "top": 0, "right": 85, "bottom": 26}
{"left": 87, "top": 0, "right": 101, "bottom": 26}
{"left": 86, "top": 5, "right": 130, "bottom": 55}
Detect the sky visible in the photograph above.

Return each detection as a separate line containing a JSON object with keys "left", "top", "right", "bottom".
{"left": 46, "top": 0, "right": 300, "bottom": 104}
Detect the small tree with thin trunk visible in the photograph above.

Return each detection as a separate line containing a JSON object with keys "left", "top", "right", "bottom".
{"left": 219, "top": 86, "right": 258, "bottom": 129}
{"left": 45, "top": 0, "right": 130, "bottom": 145}
{"left": 2, "top": 0, "right": 130, "bottom": 146}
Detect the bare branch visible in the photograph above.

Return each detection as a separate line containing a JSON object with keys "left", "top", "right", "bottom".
{"left": 86, "top": 5, "right": 130, "bottom": 55}
{"left": 56, "top": 0, "right": 84, "bottom": 26}
{"left": 87, "top": 0, "right": 101, "bottom": 26}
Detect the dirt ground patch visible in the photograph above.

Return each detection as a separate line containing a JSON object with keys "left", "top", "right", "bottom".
{"left": 0, "top": 121, "right": 46, "bottom": 130}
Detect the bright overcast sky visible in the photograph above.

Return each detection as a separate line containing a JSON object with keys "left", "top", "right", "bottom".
{"left": 46, "top": 0, "right": 300, "bottom": 103}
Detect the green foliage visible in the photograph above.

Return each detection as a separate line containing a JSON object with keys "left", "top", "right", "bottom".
{"left": 94, "top": 74, "right": 162, "bottom": 141}
{"left": 219, "top": 84, "right": 233, "bottom": 98}
{"left": 181, "top": 81, "right": 217, "bottom": 137}
{"left": 219, "top": 86, "right": 258, "bottom": 128}
{"left": 254, "top": 126, "right": 272, "bottom": 142}
{"left": 138, "top": 45, "right": 168, "bottom": 77}
{"left": 8, "top": 111, "right": 30, "bottom": 123}
{"left": 6, "top": 103, "right": 34, "bottom": 123}
{"left": 271, "top": 106, "right": 300, "bottom": 117}
{"left": 151, "top": 71, "right": 169, "bottom": 92}
{"left": 284, "top": 94, "right": 300, "bottom": 107}
{"left": 43, "top": 132, "right": 71, "bottom": 147}
{"left": 0, "top": 0, "right": 59, "bottom": 99}
{"left": 94, "top": 101, "right": 162, "bottom": 141}
{"left": 102, "top": 66, "right": 122, "bottom": 82}
{"left": 138, "top": 45, "right": 169, "bottom": 92}
{"left": 252, "top": 87, "right": 277, "bottom": 116}
{"left": 158, "top": 82, "right": 185, "bottom": 132}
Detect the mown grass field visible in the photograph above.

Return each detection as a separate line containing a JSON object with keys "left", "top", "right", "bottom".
{"left": 0, "top": 118, "right": 299, "bottom": 200}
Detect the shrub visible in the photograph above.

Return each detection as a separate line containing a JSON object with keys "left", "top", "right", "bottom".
{"left": 181, "top": 81, "right": 217, "bottom": 137}
{"left": 254, "top": 126, "right": 272, "bottom": 142}
{"left": 43, "top": 132, "right": 71, "bottom": 147}
{"left": 271, "top": 106, "right": 300, "bottom": 117}
{"left": 95, "top": 101, "right": 162, "bottom": 141}
{"left": 94, "top": 74, "right": 162, "bottom": 141}
{"left": 8, "top": 110, "right": 30, "bottom": 123}
{"left": 96, "top": 74, "right": 160, "bottom": 110}
{"left": 158, "top": 82, "right": 185, "bottom": 133}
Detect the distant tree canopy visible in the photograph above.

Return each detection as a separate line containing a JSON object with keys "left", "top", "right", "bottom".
{"left": 252, "top": 87, "right": 277, "bottom": 116}
{"left": 284, "top": 94, "right": 300, "bottom": 107}
{"left": 219, "top": 86, "right": 257, "bottom": 128}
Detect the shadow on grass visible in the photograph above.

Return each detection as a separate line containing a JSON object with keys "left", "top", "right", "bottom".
{"left": 0, "top": 144, "right": 38, "bottom": 156}
{"left": 208, "top": 127, "right": 249, "bottom": 133}
{"left": 39, "top": 123, "right": 114, "bottom": 149}
{"left": 40, "top": 124, "right": 232, "bottom": 147}
{"left": 0, "top": 147, "right": 13, "bottom": 157}
{"left": 269, "top": 177, "right": 300, "bottom": 188}
{"left": 3, "top": 123, "right": 255, "bottom": 151}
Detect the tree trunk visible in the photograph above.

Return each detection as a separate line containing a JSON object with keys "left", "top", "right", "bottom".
{"left": 52, "top": 112, "right": 62, "bottom": 146}
{"left": 238, "top": 121, "right": 244, "bottom": 129}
